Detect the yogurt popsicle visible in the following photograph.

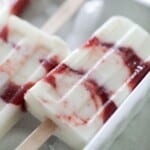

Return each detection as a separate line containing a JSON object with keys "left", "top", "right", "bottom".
{"left": 0, "top": 11, "right": 69, "bottom": 137}
{"left": 0, "top": 0, "right": 86, "bottom": 139}
{"left": 31, "top": 16, "right": 134, "bottom": 103}
{"left": 25, "top": 17, "right": 150, "bottom": 149}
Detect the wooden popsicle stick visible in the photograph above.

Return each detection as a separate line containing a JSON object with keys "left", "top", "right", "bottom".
{"left": 16, "top": 119, "right": 56, "bottom": 150}
{"left": 42, "top": 0, "right": 85, "bottom": 34}
{"left": 16, "top": 0, "right": 84, "bottom": 149}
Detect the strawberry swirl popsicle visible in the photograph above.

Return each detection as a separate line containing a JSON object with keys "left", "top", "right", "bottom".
{"left": 26, "top": 16, "right": 134, "bottom": 105}
{"left": 0, "top": 0, "right": 30, "bottom": 16}
{"left": 0, "top": 10, "right": 69, "bottom": 138}
{"left": 25, "top": 17, "right": 150, "bottom": 149}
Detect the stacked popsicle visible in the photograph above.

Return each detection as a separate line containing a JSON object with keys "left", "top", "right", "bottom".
{"left": 25, "top": 16, "right": 150, "bottom": 149}
{"left": 0, "top": 10, "right": 69, "bottom": 138}
{"left": 0, "top": 0, "right": 86, "bottom": 141}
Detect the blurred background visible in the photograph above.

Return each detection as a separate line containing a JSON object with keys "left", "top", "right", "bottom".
{"left": 21, "top": 0, "right": 150, "bottom": 50}
{"left": 0, "top": 0, "right": 149, "bottom": 149}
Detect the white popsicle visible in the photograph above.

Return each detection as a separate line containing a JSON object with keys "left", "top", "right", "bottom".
{"left": 0, "top": 11, "right": 69, "bottom": 138}
{"left": 35, "top": 16, "right": 134, "bottom": 103}
{"left": 25, "top": 17, "right": 150, "bottom": 149}
{"left": 0, "top": 0, "right": 86, "bottom": 139}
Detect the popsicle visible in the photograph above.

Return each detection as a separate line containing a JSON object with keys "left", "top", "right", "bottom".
{"left": 0, "top": 11, "right": 69, "bottom": 138}
{"left": 0, "top": 0, "right": 30, "bottom": 16}
{"left": 0, "top": 0, "right": 85, "bottom": 139}
{"left": 23, "top": 17, "right": 150, "bottom": 150}
{"left": 29, "top": 16, "right": 135, "bottom": 104}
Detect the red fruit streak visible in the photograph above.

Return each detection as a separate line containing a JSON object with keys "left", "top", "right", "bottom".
{"left": 83, "top": 37, "right": 113, "bottom": 49}
{"left": 100, "top": 101, "right": 117, "bottom": 123}
{"left": 128, "top": 62, "right": 150, "bottom": 90}
{"left": 44, "top": 63, "right": 85, "bottom": 88}
{"left": 10, "top": 0, "right": 30, "bottom": 16}
{"left": 0, "top": 25, "right": 9, "bottom": 42}
{"left": 10, "top": 82, "right": 34, "bottom": 111}
{"left": 118, "top": 47, "right": 143, "bottom": 75}
{"left": 56, "top": 112, "right": 89, "bottom": 126}
{"left": 53, "top": 63, "right": 85, "bottom": 75}
{"left": 117, "top": 47, "right": 150, "bottom": 89}
{"left": 39, "top": 56, "right": 59, "bottom": 73}
{"left": 84, "top": 79, "right": 111, "bottom": 110}
{"left": 0, "top": 81, "right": 34, "bottom": 111}
{"left": 0, "top": 81, "right": 20, "bottom": 103}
